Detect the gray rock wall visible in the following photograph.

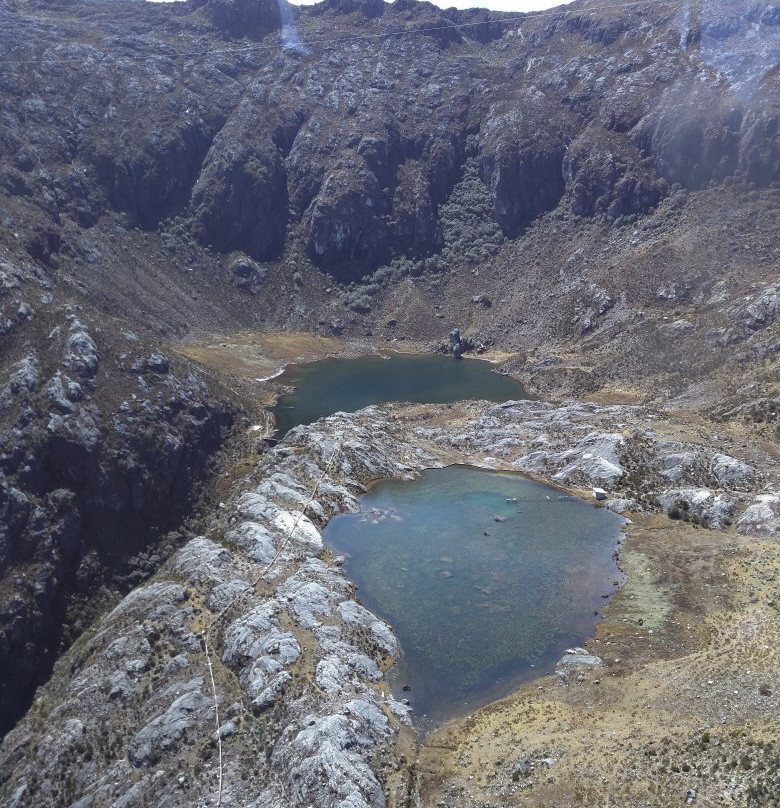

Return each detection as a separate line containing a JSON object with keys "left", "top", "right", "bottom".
{"left": 0, "top": 409, "right": 430, "bottom": 808}
{"left": 2, "top": 0, "right": 778, "bottom": 280}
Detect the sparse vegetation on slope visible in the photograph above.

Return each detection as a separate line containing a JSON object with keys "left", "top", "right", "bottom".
{"left": 0, "top": 0, "right": 777, "bottom": 805}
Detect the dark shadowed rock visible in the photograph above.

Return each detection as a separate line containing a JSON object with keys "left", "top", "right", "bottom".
{"left": 303, "top": 158, "right": 391, "bottom": 280}
{"left": 0, "top": 310, "right": 236, "bottom": 734}
{"left": 189, "top": 101, "right": 288, "bottom": 260}
{"left": 230, "top": 254, "right": 269, "bottom": 294}
{"left": 93, "top": 120, "right": 216, "bottom": 230}
{"left": 631, "top": 86, "right": 744, "bottom": 190}
{"left": 202, "top": 0, "right": 286, "bottom": 38}
{"left": 481, "top": 137, "right": 568, "bottom": 238}
{"left": 564, "top": 128, "right": 667, "bottom": 218}
{"left": 738, "top": 75, "right": 780, "bottom": 183}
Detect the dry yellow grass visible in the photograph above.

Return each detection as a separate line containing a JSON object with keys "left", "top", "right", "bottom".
{"left": 175, "top": 332, "right": 347, "bottom": 382}
{"left": 415, "top": 516, "right": 780, "bottom": 807}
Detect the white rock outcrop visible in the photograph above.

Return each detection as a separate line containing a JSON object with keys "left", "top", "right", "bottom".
{"left": 0, "top": 402, "right": 767, "bottom": 808}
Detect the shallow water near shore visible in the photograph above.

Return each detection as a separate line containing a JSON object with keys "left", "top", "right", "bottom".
{"left": 270, "top": 352, "right": 526, "bottom": 436}
{"left": 323, "top": 465, "right": 625, "bottom": 727}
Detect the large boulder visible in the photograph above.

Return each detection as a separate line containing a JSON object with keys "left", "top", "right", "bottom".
{"left": 737, "top": 492, "right": 780, "bottom": 538}
{"left": 302, "top": 158, "right": 391, "bottom": 280}
{"left": 731, "top": 285, "right": 779, "bottom": 332}
{"left": 189, "top": 102, "right": 288, "bottom": 260}
{"left": 480, "top": 136, "right": 567, "bottom": 238}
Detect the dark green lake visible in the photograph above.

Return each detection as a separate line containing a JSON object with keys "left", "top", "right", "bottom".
{"left": 323, "top": 465, "right": 624, "bottom": 726}
{"left": 270, "top": 352, "right": 526, "bottom": 436}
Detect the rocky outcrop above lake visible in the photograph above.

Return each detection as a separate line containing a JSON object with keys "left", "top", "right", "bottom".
{"left": 1, "top": 0, "right": 777, "bottom": 282}
{"left": 412, "top": 399, "right": 762, "bottom": 528}
{"left": 1, "top": 398, "right": 771, "bottom": 808}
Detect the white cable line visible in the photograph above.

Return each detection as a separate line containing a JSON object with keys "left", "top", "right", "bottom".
{"left": 199, "top": 443, "right": 340, "bottom": 808}
{"left": 0, "top": 0, "right": 677, "bottom": 66}
{"left": 203, "top": 634, "right": 224, "bottom": 808}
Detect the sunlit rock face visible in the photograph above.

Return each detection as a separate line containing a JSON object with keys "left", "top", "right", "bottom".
{"left": 1, "top": 399, "right": 769, "bottom": 808}
{"left": 1, "top": 0, "right": 777, "bottom": 279}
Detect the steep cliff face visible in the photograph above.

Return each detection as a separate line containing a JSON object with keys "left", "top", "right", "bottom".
{"left": 1, "top": 0, "right": 777, "bottom": 282}
{"left": 0, "top": 255, "right": 237, "bottom": 735}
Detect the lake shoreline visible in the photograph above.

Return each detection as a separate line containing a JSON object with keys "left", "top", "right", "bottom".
{"left": 5, "top": 399, "right": 776, "bottom": 807}
{"left": 267, "top": 349, "right": 528, "bottom": 438}
{"left": 324, "top": 464, "right": 625, "bottom": 727}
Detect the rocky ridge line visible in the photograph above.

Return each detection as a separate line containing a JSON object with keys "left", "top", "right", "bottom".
{"left": 0, "top": 252, "right": 237, "bottom": 735}
{"left": 1, "top": 398, "right": 775, "bottom": 808}
{"left": 0, "top": 409, "right": 433, "bottom": 808}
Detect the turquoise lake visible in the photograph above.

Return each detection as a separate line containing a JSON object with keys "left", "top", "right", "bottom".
{"left": 323, "top": 465, "right": 624, "bottom": 726}
{"left": 270, "top": 352, "right": 526, "bottom": 436}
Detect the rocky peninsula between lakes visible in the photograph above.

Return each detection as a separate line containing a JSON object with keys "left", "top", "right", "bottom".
{"left": 1, "top": 398, "right": 778, "bottom": 808}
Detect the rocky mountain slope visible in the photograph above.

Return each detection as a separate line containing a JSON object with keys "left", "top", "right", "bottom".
{"left": 3, "top": 0, "right": 778, "bottom": 274}
{"left": 1, "top": 401, "right": 777, "bottom": 808}
{"left": 0, "top": 0, "right": 778, "bottom": 803}
{"left": 1, "top": 0, "right": 777, "bottom": 394}
{"left": 0, "top": 254, "right": 238, "bottom": 733}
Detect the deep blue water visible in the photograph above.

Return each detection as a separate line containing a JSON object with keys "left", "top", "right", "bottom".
{"left": 270, "top": 352, "right": 526, "bottom": 436}
{"left": 323, "top": 465, "right": 624, "bottom": 726}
